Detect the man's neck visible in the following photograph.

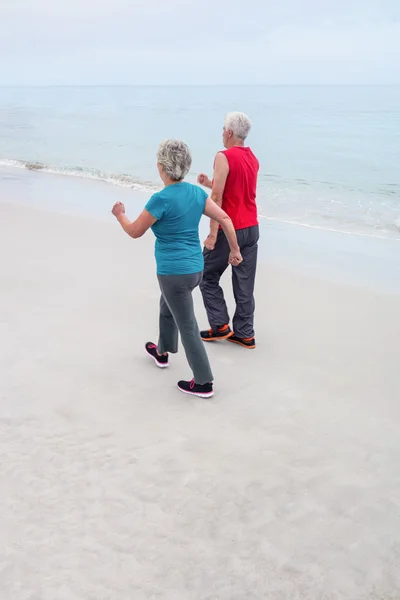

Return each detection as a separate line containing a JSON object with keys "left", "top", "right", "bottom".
{"left": 226, "top": 139, "right": 245, "bottom": 149}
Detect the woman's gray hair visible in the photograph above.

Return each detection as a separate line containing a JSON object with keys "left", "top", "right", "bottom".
{"left": 157, "top": 139, "right": 192, "bottom": 181}
{"left": 224, "top": 112, "right": 252, "bottom": 140}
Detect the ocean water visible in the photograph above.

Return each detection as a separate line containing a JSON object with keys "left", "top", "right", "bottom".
{"left": 0, "top": 85, "right": 399, "bottom": 240}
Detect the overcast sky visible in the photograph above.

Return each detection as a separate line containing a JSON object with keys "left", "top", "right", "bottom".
{"left": 1, "top": 0, "right": 400, "bottom": 85}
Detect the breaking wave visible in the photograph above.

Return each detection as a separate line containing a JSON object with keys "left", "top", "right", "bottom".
{"left": 0, "top": 158, "right": 160, "bottom": 193}
{"left": 1, "top": 157, "right": 399, "bottom": 241}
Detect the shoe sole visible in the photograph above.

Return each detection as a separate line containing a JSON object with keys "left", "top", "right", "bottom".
{"left": 227, "top": 338, "right": 256, "bottom": 349}
{"left": 145, "top": 348, "right": 169, "bottom": 368}
{"left": 201, "top": 332, "right": 234, "bottom": 342}
{"left": 177, "top": 385, "right": 214, "bottom": 399}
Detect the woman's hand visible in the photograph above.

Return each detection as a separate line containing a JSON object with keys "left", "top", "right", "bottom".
{"left": 112, "top": 202, "right": 125, "bottom": 217}
{"left": 229, "top": 250, "right": 243, "bottom": 267}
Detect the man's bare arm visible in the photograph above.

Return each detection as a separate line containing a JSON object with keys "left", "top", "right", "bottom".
{"left": 204, "top": 152, "right": 229, "bottom": 250}
{"left": 197, "top": 173, "right": 213, "bottom": 189}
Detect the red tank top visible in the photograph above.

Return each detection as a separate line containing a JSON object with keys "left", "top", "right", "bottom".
{"left": 220, "top": 146, "right": 259, "bottom": 230}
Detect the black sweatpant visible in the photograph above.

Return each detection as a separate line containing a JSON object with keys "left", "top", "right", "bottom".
{"left": 200, "top": 225, "right": 259, "bottom": 339}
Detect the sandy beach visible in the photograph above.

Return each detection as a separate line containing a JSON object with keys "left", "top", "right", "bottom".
{"left": 1, "top": 199, "right": 400, "bottom": 599}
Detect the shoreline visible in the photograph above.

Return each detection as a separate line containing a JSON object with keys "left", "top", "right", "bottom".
{"left": 261, "top": 213, "right": 400, "bottom": 242}
{"left": 1, "top": 163, "right": 400, "bottom": 242}
{"left": 2, "top": 166, "right": 400, "bottom": 294}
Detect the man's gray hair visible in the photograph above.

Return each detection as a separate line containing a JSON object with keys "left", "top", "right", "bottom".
{"left": 224, "top": 112, "right": 252, "bottom": 140}
{"left": 157, "top": 139, "right": 192, "bottom": 181}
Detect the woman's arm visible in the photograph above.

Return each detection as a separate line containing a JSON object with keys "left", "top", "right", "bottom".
{"left": 203, "top": 198, "right": 243, "bottom": 266}
{"left": 112, "top": 202, "right": 156, "bottom": 239}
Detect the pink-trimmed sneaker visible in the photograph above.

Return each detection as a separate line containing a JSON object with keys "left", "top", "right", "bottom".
{"left": 145, "top": 342, "right": 169, "bottom": 368}
{"left": 177, "top": 379, "right": 214, "bottom": 399}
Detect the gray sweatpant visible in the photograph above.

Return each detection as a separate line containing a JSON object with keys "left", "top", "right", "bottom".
{"left": 200, "top": 225, "right": 259, "bottom": 339}
{"left": 157, "top": 272, "right": 214, "bottom": 385}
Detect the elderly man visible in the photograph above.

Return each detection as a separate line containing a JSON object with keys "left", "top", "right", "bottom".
{"left": 198, "top": 112, "right": 259, "bottom": 349}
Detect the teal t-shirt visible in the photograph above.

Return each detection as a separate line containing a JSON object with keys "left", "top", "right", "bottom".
{"left": 145, "top": 181, "right": 208, "bottom": 276}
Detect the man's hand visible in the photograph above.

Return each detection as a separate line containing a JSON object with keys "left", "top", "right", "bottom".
{"left": 204, "top": 234, "right": 217, "bottom": 251}
{"left": 229, "top": 250, "right": 243, "bottom": 267}
{"left": 197, "top": 173, "right": 212, "bottom": 189}
{"left": 112, "top": 202, "right": 125, "bottom": 217}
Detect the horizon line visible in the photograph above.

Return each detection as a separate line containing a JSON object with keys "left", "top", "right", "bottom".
{"left": 1, "top": 83, "right": 400, "bottom": 88}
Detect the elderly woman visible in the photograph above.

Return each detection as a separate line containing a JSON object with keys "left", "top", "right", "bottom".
{"left": 112, "top": 139, "right": 242, "bottom": 399}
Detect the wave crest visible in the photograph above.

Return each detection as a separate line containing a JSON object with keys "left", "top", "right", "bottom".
{"left": 0, "top": 158, "right": 160, "bottom": 193}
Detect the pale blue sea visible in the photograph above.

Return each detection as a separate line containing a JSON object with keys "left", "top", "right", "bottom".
{"left": 1, "top": 85, "right": 400, "bottom": 291}
{"left": 0, "top": 85, "right": 399, "bottom": 239}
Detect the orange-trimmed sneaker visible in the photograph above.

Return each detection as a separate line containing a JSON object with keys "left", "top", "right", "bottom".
{"left": 201, "top": 324, "right": 233, "bottom": 342}
{"left": 227, "top": 335, "right": 256, "bottom": 349}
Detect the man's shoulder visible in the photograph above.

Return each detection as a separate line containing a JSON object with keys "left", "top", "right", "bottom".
{"left": 247, "top": 147, "right": 260, "bottom": 167}
{"left": 246, "top": 147, "right": 259, "bottom": 160}
{"left": 224, "top": 146, "right": 256, "bottom": 155}
{"left": 219, "top": 147, "right": 248, "bottom": 160}
{"left": 213, "top": 151, "right": 230, "bottom": 169}
{"left": 226, "top": 146, "right": 259, "bottom": 165}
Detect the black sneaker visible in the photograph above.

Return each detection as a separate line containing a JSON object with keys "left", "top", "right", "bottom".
{"left": 177, "top": 379, "right": 214, "bottom": 398}
{"left": 227, "top": 335, "right": 256, "bottom": 349}
{"left": 145, "top": 342, "right": 169, "bottom": 368}
{"left": 201, "top": 324, "right": 233, "bottom": 342}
